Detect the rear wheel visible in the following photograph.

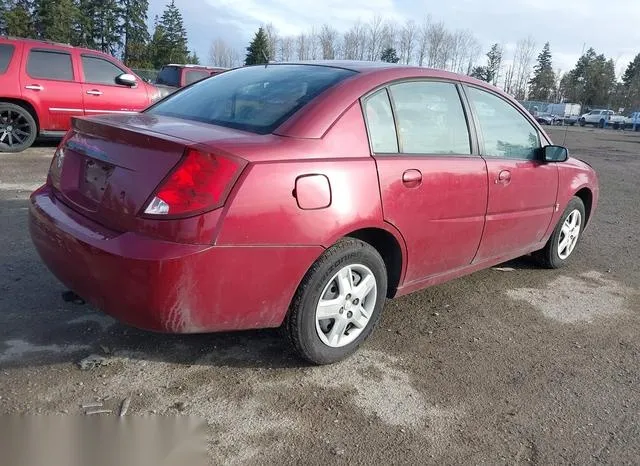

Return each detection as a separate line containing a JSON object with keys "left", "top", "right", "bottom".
{"left": 0, "top": 103, "right": 38, "bottom": 153}
{"left": 533, "top": 197, "right": 586, "bottom": 269}
{"left": 285, "top": 238, "right": 387, "bottom": 365}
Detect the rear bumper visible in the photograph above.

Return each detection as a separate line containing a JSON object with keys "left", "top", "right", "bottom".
{"left": 29, "top": 186, "right": 322, "bottom": 333}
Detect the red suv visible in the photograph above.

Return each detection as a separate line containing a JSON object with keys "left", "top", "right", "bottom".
{"left": 0, "top": 37, "right": 161, "bottom": 153}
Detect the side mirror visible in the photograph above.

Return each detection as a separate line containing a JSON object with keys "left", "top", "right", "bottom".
{"left": 116, "top": 73, "right": 137, "bottom": 87}
{"left": 543, "top": 145, "right": 568, "bottom": 163}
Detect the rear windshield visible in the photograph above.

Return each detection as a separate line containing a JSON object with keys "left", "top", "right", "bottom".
{"left": 156, "top": 66, "right": 181, "bottom": 87}
{"left": 147, "top": 65, "right": 357, "bottom": 134}
{"left": 0, "top": 44, "right": 16, "bottom": 74}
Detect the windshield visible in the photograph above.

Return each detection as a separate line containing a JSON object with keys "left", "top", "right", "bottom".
{"left": 156, "top": 66, "right": 181, "bottom": 87}
{"left": 147, "top": 64, "right": 357, "bottom": 134}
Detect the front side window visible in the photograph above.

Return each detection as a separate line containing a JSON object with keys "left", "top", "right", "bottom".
{"left": 0, "top": 44, "right": 15, "bottom": 74}
{"left": 82, "top": 56, "right": 126, "bottom": 85}
{"left": 185, "top": 70, "right": 210, "bottom": 85}
{"left": 148, "top": 65, "right": 356, "bottom": 134}
{"left": 363, "top": 89, "right": 398, "bottom": 153}
{"left": 466, "top": 86, "right": 540, "bottom": 160}
{"left": 389, "top": 81, "right": 471, "bottom": 155}
{"left": 27, "top": 50, "right": 74, "bottom": 81}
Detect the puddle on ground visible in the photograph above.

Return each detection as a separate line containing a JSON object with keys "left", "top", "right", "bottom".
{"left": 507, "top": 271, "right": 634, "bottom": 323}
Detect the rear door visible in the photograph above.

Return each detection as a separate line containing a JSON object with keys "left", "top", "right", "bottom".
{"left": 365, "top": 80, "right": 488, "bottom": 285}
{"left": 463, "top": 85, "right": 558, "bottom": 262}
{"left": 80, "top": 54, "right": 149, "bottom": 116}
{"left": 20, "top": 46, "right": 83, "bottom": 131}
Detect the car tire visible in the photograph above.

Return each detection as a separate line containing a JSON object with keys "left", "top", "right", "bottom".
{"left": 284, "top": 237, "right": 388, "bottom": 365}
{"left": 533, "top": 197, "right": 586, "bottom": 269}
{"left": 0, "top": 103, "right": 38, "bottom": 153}
{"left": 613, "top": 122, "right": 620, "bottom": 130}
{"left": 579, "top": 119, "right": 585, "bottom": 127}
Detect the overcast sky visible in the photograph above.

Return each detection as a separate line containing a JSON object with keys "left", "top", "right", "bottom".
{"left": 149, "top": 0, "right": 639, "bottom": 76}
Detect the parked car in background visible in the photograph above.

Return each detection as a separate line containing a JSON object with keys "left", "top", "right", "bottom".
{"left": 535, "top": 112, "right": 563, "bottom": 125}
{"left": 579, "top": 109, "right": 626, "bottom": 128}
{"left": 0, "top": 36, "right": 163, "bottom": 153}
{"left": 623, "top": 111, "right": 640, "bottom": 130}
{"left": 154, "top": 64, "right": 228, "bottom": 97}
{"left": 29, "top": 62, "right": 599, "bottom": 365}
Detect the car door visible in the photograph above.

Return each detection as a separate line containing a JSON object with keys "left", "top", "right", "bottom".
{"left": 463, "top": 85, "right": 558, "bottom": 262}
{"left": 20, "top": 46, "right": 83, "bottom": 132}
{"left": 80, "top": 54, "right": 149, "bottom": 115}
{"left": 364, "top": 81, "right": 488, "bottom": 285}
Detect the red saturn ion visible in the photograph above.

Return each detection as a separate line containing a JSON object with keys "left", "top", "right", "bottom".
{"left": 29, "top": 62, "right": 599, "bottom": 364}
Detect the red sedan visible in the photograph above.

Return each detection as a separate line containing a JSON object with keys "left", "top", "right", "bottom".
{"left": 29, "top": 62, "right": 599, "bottom": 364}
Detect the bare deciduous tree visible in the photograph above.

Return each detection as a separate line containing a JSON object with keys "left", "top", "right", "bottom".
{"left": 512, "top": 36, "right": 537, "bottom": 99}
{"left": 264, "top": 22, "right": 279, "bottom": 60}
{"left": 296, "top": 33, "right": 308, "bottom": 60}
{"left": 209, "top": 38, "right": 240, "bottom": 68}
{"left": 399, "top": 20, "right": 417, "bottom": 65}
{"left": 416, "top": 16, "right": 432, "bottom": 66}
{"left": 279, "top": 36, "right": 294, "bottom": 61}
{"left": 319, "top": 24, "right": 339, "bottom": 59}
{"left": 367, "top": 16, "right": 385, "bottom": 61}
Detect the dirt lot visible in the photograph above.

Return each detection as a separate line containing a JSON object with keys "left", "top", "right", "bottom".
{"left": 0, "top": 127, "right": 639, "bottom": 464}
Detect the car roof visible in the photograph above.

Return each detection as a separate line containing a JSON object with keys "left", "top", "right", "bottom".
{"left": 0, "top": 36, "right": 121, "bottom": 58}
{"left": 165, "top": 63, "right": 227, "bottom": 70}
{"left": 269, "top": 60, "right": 503, "bottom": 138}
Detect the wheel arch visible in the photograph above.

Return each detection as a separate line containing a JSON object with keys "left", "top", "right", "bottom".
{"left": 574, "top": 187, "right": 593, "bottom": 226}
{"left": 342, "top": 226, "right": 406, "bottom": 298}
{"left": 0, "top": 98, "right": 41, "bottom": 132}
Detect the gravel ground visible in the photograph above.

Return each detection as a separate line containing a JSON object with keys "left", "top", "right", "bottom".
{"left": 0, "top": 127, "right": 638, "bottom": 464}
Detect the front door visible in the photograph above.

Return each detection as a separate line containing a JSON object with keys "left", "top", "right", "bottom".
{"left": 20, "top": 47, "right": 83, "bottom": 131}
{"left": 80, "top": 54, "right": 149, "bottom": 116}
{"left": 364, "top": 81, "right": 488, "bottom": 285}
{"left": 463, "top": 85, "right": 558, "bottom": 261}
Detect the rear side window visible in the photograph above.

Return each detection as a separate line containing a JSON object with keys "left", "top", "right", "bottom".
{"left": 389, "top": 81, "right": 471, "bottom": 155}
{"left": 363, "top": 89, "right": 398, "bottom": 153}
{"left": 0, "top": 44, "right": 15, "bottom": 74}
{"left": 156, "top": 66, "right": 180, "bottom": 86}
{"left": 148, "top": 65, "right": 357, "bottom": 134}
{"left": 82, "top": 55, "right": 125, "bottom": 85}
{"left": 185, "top": 70, "right": 210, "bottom": 85}
{"left": 27, "top": 50, "right": 74, "bottom": 81}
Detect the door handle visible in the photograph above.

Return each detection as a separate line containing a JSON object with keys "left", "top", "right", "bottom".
{"left": 25, "top": 84, "right": 43, "bottom": 91}
{"left": 86, "top": 90, "right": 103, "bottom": 96}
{"left": 495, "top": 170, "right": 512, "bottom": 184}
{"left": 402, "top": 169, "right": 422, "bottom": 187}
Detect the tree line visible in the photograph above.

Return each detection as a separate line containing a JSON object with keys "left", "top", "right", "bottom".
{"left": 0, "top": 0, "right": 198, "bottom": 68}
{"left": 234, "top": 17, "right": 640, "bottom": 111}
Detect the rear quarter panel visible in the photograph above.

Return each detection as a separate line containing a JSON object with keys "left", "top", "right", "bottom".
{"left": 215, "top": 103, "right": 392, "bottom": 248}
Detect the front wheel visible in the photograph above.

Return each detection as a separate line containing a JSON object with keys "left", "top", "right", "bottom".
{"left": 0, "top": 103, "right": 38, "bottom": 153}
{"left": 285, "top": 238, "right": 388, "bottom": 365}
{"left": 579, "top": 119, "right": 586, "bottom": 127}
{"left": 533, "top": 197, "right": 586, "bottom": 269}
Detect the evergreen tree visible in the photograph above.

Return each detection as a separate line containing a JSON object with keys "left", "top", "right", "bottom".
{"left": 93, "top": 0, "right": 121, "bottom": 55}
{"left": 622, "top": 54, "right": 640, "bottom": 88}
{"left": 5, "top": 0, "right": 35, "bottom": 38}
{"left": 152, "top": 0, "right": 189, "bottom": 66}
{"left": 0, "top": 0, "right": 8, "bottom": 35}
{"left": 528, "top": 42, "right": 556, "bottom": 101}
{"left": 34, "top": 0, "right": 78, "bottom": 43}
{"left": 563, "top": 48, "right": 616, "bottom": 106}
{"left": 72, "top": 0, "right": 97, "bottom": 48}
{"left": 245, "top": 27, "right": 269, "bottom": 65}
{"left": 469, "top": 43, "right": 502, "bottom": 85}
{"left": 119, "top": 0, "right": 150, "bottom": 67}
{"left": 486, "top": 43, "right": 503, "bottom": 86}
{"left": 186, "top": 51, "right": 200, "bottom": 65}
{"left": 380, "top": 47, "right": 399, "bottom": 63}
{"left": 148, "top": 15, "right": 167, "bottom": 68}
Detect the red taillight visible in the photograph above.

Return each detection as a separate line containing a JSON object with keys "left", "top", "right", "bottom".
{"left": 143, "top": 148, "right": 243, "bottom": 218}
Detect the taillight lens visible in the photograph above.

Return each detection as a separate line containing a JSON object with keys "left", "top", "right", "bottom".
{"left": 143, "top": 148, "right": 244, "bottom": 218}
